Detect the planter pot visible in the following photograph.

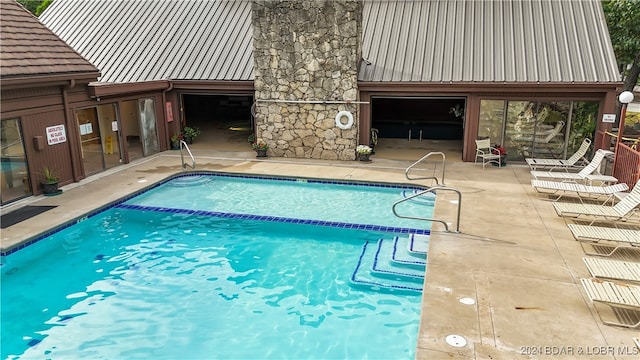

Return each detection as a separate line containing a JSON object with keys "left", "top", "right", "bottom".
{"left": 256, "top": 149, "right": 268, "bottom": 158}
{"left": 41, "top": 181, "right": 61, "bottom": 196}
{"left": 359, "top": 153, "right": 371, "bottom": 162}
{"left": 170, "top": 141, "right": 180, "bottom": 150}
{"left": 183, "top": 136, "right": 193, "bottom": 145}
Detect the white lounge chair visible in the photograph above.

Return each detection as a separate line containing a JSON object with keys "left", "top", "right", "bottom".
{"left": 531, "top": 180, "right": 629, "bottom": 203}
{"left": 530, "top": 149, "right": 617, "bottom": 184}
{"left": 526, "top": 138, "right": 591, "bottom": 170}
{"left": 553, "top": 180, "right": 640, "bottom": 225}
{"left": 583, "top": 257, "right": 640, "bottom": 283}
{"left": 567, "top": 224, "right": 640, "bottom": 256}
{"left": 580, "top": 278, "right": 640, "bottom": 328}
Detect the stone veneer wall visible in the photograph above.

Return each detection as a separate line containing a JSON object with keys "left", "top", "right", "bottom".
{"left": 252, "top": 0, "right": 362, "bottom": 160}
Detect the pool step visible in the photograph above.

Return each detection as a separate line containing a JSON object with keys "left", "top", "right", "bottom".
{"left": 390, "top": 236, "right": 426, "bottom": 267}
{"left": 408, "top": 233, "right": 429, "bottom": 255}
{"left": 350, "top": 233, "right": 429, "bottom": 293}
{"left": 371, "top": 239, "right": 425, "bottom": 280}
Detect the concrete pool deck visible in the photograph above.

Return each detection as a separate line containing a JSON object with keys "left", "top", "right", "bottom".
{"left": 1, "top": 141, "right": 639, "bottom": 359}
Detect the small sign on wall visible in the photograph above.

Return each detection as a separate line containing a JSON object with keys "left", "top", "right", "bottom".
{"left": 602, "top": 114, "right": 616, "bottom": 123}
{"left": 166, "top": 102, "right": 174, "bottom": 122}
{"left": 46, "top": 125, "right": 67, "bottom": 145}
{"left": 79, "top": 123, "right": 93, "bottom": 135}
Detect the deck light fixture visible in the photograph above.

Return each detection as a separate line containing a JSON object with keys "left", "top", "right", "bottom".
{"left": 613, "top": 91, "right": 635, "bottom": 174}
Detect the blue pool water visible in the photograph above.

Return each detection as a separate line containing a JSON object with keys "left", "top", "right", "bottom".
{"left": 1, "top": 173, "right": 434, "bottom": 359}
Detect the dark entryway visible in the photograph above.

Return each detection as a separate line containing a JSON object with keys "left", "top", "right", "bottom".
{"left": 371, "top": 97, "right": 466, "bottom": 140}
{"left": 180, "top": 94, "right": 255, "bottom": 149}
{"left": 182, "top": 94, "right": 253, "bottom": 131}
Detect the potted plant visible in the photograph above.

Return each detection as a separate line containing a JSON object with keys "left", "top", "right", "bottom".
{"left": 170, "top": 134, "right": 183, "bottom": 149}
{"left": 252, "top": 138, "right": 269, "bottom": 158}
{"left": 491, "top": 144, "right": 507, "bottom": 166}
{"left": 356, "top": 145, "right": 372, "bottom": 162}
{"left": 181, "top": 126, "right": 201, "bottom": 144}
{"left": 41, "top": 167, "right": 61, "bottom": 195}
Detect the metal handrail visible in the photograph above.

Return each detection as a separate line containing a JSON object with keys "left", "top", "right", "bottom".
{"left": 180, "top": 140, "right": 196, "bottom": 170}
{"left": 392, "top": 185, "right": 461, "bottom": 233}
{"left": 404, "top": 151, "right": 446, "bottom": 185}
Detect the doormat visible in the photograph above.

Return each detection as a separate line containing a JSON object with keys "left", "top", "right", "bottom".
{"left": 1, "top": 205, "right": 57, "bottom": 229}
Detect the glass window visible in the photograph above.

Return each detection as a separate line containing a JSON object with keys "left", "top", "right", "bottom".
{"left": 478, "top": 99, "right": 598, "bottom": 161}
{"left": 1, "top": 118, "right": 31, "bottom": 204}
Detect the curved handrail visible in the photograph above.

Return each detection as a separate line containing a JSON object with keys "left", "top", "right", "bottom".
{"left": 405, "top": 151, "right": 446, "bottom": 185}
{"left": 180, "top": 140, "right": 196, "bottom": 170}
{"left": 392, "top": 185, "right": 461, "bottom": 233}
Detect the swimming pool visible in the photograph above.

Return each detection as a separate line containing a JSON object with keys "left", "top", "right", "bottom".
{"left": 1, "top": 172, "right": 435, "bottom": 359}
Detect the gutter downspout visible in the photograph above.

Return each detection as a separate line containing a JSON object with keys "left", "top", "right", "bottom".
{"left": 62, "top": 79, "right": 83, "bottom": 182}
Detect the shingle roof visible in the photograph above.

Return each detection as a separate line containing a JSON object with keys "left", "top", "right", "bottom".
{"left": 360, "top": 0, "right": 621, "bottom": 83}
{"left": 38, "top": 0, "right": 620, "bottom": 85}
{"left": 0, "top": 0, "right": 99, "bottom": 79}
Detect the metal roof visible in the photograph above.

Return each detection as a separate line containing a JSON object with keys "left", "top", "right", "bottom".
{"left": 39, "top": 0, "right": 254, "bottom": 83}
{"left": 38, "top": 0, "right": 620, "bottom": 85}
{"left": 0, "top": 0, "right": 99, "bottom": 79}
{"left": 360, "top": 0, "right": 621, "bottom": 83}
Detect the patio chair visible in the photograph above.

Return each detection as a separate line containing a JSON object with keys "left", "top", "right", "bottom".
{"left": 567, "top": 224, "right": 640, "bottom": 256}
{"left": 525, "top": 138, "right": 591, "bottom": 170}
{"left": 530, "top": 180, "right": 629, "bottom": 203}
{"left": 530, "top": 149, "right": 617, "bottom": 184}
{"left": 580, "top": 278, "right": 640, "bottom": 329}
{"left": 583, "top": 257, "right": 640, "bottom": 283}
{"left": 553, "top": 179, "right": 640, "bottom": 225}
{"left": 474, "top": 138, "right": 502, "bottom": 169}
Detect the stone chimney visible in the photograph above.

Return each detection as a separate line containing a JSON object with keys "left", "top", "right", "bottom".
{"left": 252, "top": 0, "right": 362, "bottom": 160}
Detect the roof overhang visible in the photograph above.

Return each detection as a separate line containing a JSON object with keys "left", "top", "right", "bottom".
{"left": 89, "top": 80, "right": 171, "bottom": 98}
{"left": 0, "top": 71, "right": 101, "bottom": 90}
{"left": 88, "top": 79, "right": 256, "bottom": 98}
{"left": 358, "top": 81, "right": 624, "bottom": 95}
{"left": 170, "top": 80, "right": 255, "bottom": 92}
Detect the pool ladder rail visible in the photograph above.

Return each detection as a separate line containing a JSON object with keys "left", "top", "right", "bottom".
{"left": 400, "top": 151, "right": 461, "bottom": 233}
{"left": 405, "top": 151, "right": 445, "bottom": 185}
{"left": 180, "top": 140, "right": 196, "bottom": 170}
{"left": 393, "top": 186, "right": 461, "bottom": 233}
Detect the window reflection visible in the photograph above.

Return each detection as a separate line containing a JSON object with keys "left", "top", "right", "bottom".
{"left": 479, "top": 100, "right": 599, "bottom": 161}
{"left": 1, "top": 118, "right": 30, "bottom": 204}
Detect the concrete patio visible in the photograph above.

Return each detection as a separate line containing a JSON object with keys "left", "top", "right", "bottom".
{"left": 1, "top": 138, "right": 639, "bottom": 359}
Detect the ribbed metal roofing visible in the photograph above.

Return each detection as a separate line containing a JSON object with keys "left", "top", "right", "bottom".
{"left": 39, "top": 0, "right": 254, "bottom": 83}
{"left": 38, "top": 0, "right": 620, "bottom": 84}
{"left": 360, "top": 0, "right": 621, "bottom": 83}
{"left": 0, "top": 0, "right": 98, "bottom": 79}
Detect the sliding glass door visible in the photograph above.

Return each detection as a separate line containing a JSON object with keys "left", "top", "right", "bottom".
{"left": 479, "top": 99, "right": 598, "bottom": 161}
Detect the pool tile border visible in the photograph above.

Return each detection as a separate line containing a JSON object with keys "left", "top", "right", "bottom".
{"left": 2, "top": 171, "right": 431, "bottom": 257}
{"left": 114, "top": 204, "right": 431, "bottom": 235}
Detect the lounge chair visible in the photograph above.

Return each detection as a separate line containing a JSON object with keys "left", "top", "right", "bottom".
{"left": 530, "top": 149, "right": 617, "bottom": 184}
{"left": 530, "top": 180, "right": 629, "bottom": 203}
{"left": 583, "top": 257, "right": 640, "bottom": 283}
{"left": 553, "top": 180, "right": 640, "bottom": 225}
{"left": 526, "top": 138, "right": 591, "bottom": 170}
{"left": 567, "top": 224, "right": 640, "bottom": 256}
{"left": 580, "top": 278, "right": 640, "bottom": 328}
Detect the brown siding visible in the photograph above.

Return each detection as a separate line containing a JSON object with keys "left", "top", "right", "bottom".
{"left": 19, "top": 107, "right": 73, "bottom": 192}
